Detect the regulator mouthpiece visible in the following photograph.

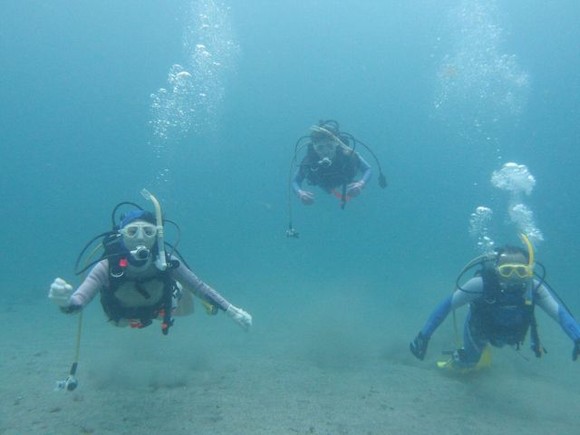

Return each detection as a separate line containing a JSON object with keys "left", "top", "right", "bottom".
{"left": 130, "top": 246, "right": 151, "bottom": 261}
{"left": 317, "top": 157, "right": 332, "bottom": 168}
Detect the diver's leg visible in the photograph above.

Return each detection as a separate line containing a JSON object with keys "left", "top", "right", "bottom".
{"left": 455, "top": 312, "right": 486, "bottom": 368}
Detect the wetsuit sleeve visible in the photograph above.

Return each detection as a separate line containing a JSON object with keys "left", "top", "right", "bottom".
{"left": 420, "top": 277, "right": 483, "bottom": 338}
{"left": 420, "top": 295, "right": 453, "bottom": 338}
{"left": 292, "top": 168, "right": 306, "bottom": 196}
{"left": 535, "top": 283, "right": 580, "bottom": 342}
{"left": 68, "top": 260, "right": 109, "bottom": 308}
{"left": 171, "top": 263, "right": 231, "bottom": 311}
{"left": 357, "top": 154, "right": 372, "bottom": 185}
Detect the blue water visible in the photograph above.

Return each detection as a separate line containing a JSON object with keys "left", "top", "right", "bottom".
{"left": 2, "top": 1, "right": 580, "bottom": 432}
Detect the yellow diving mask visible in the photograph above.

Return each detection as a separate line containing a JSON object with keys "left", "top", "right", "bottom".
{"left": 496, "top": 233, "right": 535, "bottom": 279}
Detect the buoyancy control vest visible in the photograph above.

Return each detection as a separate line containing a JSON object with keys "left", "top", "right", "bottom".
{"left": 101, "top": 250, "right": 180, "bottom": 335}
{"left": 470, "top": 266, "right": 536, "bottom": 348}
{"left": 301, "top": 148, "right": 359, "bottom": 192}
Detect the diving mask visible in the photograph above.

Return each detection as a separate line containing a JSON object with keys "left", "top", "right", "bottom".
{"left": 120, "top": 222, "right": 157, "bottom": 239}
{"left": 312, "top": 138, "right": 338, "bottom": 159}
{"left": 496, "top": 233, "right": 535, "bottom": 280}
{"left": 120, "top": 221, "right": 157, "bottom": 260}
{"left": 310, "top": 125, "right": 340, "bottom": 159}
{"left": 497, "top": 263, "right": 533, "bottom": 279}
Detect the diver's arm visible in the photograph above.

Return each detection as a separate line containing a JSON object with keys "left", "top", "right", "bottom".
{"left": 420, "top": 277, "right": 483, "bottom": 338}
{"left": 419, "top": 295, "right": 453, "bottom": 338}
{"left": 345, "top": 154, "right": 372, "bottom": 197}
{"left": 172, "top": 262, "right": 252, "bottom": 329}
{"left": 535, "top": 283, "right": 580, "bottom": 342}
{"left": 357, "top": 154, "right": 372, "bottom": 185}
{"left": 292, "top": 165, "right": 315, "bottom": 204}
{"left": 291, "top": 168, "right": 306, "bottom": 196}
{"left": 65, "top": 260, "right": 109, "bottom": 310}
{"left": 411, "top": 278, "right": 482, "bottom": 360}
{"left": 171, "top": 262, "right": 230, "bottom": 311}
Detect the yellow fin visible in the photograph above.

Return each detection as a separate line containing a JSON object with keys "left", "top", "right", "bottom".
{"left": 475, "top": 345, "right": 492, "bottom": 369}
{"left": 436, "top": 346, "right": 492, "bottom": 373}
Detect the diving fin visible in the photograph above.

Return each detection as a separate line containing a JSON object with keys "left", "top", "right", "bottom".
{"left": 436, "top": 346, "right": 492, "bottom": 372}
{"left": 476, "top": 345, "right": 492, "bottom": 369}
{"left": 436, "top": 358, "right": 453, "bottom": 369}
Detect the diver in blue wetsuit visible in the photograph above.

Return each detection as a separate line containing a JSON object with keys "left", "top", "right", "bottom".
{"left": 291, "top": 121, "right": 374, "bottom": 208}
{"left": 285, "top": 120, "right": 388, "bottom": 238}
{"left": 410, "top": 234, "right": 580, "bottom": 369}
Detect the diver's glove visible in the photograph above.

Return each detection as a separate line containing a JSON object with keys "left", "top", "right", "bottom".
{"left": 572, "top": 339, "right": 580, "bottom": 361}
{"left": 226, "top": 304, "right": 253, "bottom": 331}
{"left": 48, "top": 278, "right": 74, "bottom": 308}
{"left": 298, "top": 190, "right": 314, "bottom": 205}
{"left": 410, "top": 332, "right": 430, "bottom": 361}
{"left": 346, "top": 181, "right": 365, "bottom": 197}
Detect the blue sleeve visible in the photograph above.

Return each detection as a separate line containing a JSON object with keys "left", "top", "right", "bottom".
{"left": 292, "top": 169, "right": 305, "bottom": 195}
{"left": 558, "top": 306, "right": 580, "bottom": 342}
{"left": 420, "top": 295, "right": 453, "bottom": 338}
{"left": 358, "top": 154, "right": 372, "bottom": 185}
{"left": 534, "top": 283, "right": 580, "bottom": 342}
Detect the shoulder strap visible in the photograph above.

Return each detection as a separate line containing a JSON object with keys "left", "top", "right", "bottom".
{"left": 478, "top": 264, "right": 500, "bottom": 303}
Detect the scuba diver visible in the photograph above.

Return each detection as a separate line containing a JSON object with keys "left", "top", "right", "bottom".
{"left": 48, "top": 189, "right": 252, "bottom": 335}
{"left": 286, "top": 120, "right": 387, "bottom": 238}
{"left": 409, "top": 234, "right": 580, "bottom": 370}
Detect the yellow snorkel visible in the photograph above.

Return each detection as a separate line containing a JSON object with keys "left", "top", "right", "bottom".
{"left": 519, "top": 233, "right": 535, "bottom": 271}
{"left": 141, "top": 188, "right": 167, "bottom": 271}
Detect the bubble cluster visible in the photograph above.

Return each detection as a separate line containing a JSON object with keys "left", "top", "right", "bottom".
{"left": 509, "top": 203, "right": 544, "bottom": 243}
{"left": 150, "top": 64, "right": 196, "bottom": 144}
{"left": 433, "top": 0, "right": 530, "bottom": 129}
{"left": 490, "top": 162, "right": 536, "bottom": 196}
{"left": 147, "top": 0, "right": 239, "bottom": 192}
{"left": 491, "top": 162, "right": 543, "bottom": 244}
{"left": 469, "top": 162, "right": 543, "bottom": 250}
{"left": 469, "top": 206, "right": 495, "bottom": 254}
{"left": 182, "top": 0, "right": 240, "bottom": 133}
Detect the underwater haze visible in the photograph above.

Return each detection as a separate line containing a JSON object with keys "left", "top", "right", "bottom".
{"left": 2, "top": 1, "right": 580, "bottom": 434}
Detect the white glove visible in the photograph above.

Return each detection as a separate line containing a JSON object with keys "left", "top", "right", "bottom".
{"left": 48, "top": 277, "right": 74, "bottom": 308}
{"left": 346, "top": 181, "right": 365, "bottom": 197}
{"left": 298, "top": 190, "right": 315, "bottom": 205}
{"left": 226, "top": 304, "right": 252, "bottom": 331}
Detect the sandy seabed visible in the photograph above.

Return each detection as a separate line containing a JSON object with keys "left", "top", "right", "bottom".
{"left": 2, "top": 299, "right": 580, "bottom": 435}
